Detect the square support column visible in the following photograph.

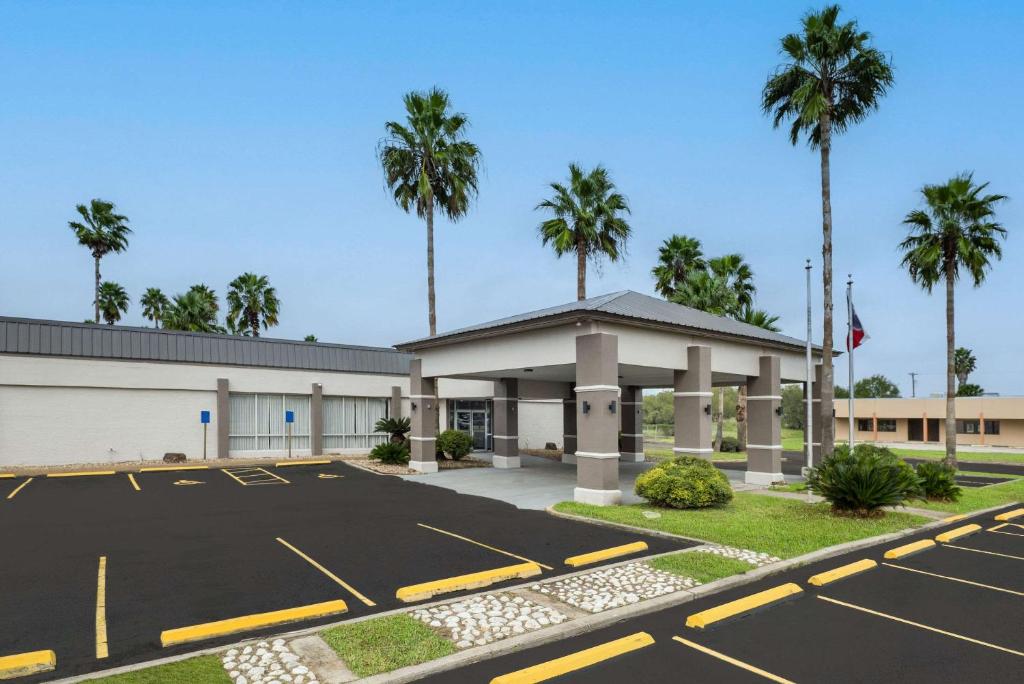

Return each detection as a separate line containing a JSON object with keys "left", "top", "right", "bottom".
{"left": 562, "top": 385, "right": 577, "bottom": 464}
{"left": 310, "top": 383, "right": 323, "bottom": 456}
{"left": 574, "top": 333, "right": 621, "bottom": 506}
{"left": 391, "top": 385, "right": 403, "bottom": 419}
{"left": 803, "top": 364, "right": 824, "bottom": 465}
{"left": 620, "top": 386, "right": 644, "bottom": 462}
{"left": 493, "top": 378, "right": 520, "bottom": 468}
{"left": 746, "top": 355, "right": 783, "bottom": 485}
{"left": 408, "top": 359, "right": 438, "bottom": 473}
{"left": 217, "top": 378, "right": 229, "bottom": 459}
{"left": 673, "top": 346, "right": 713, "bottom": 459}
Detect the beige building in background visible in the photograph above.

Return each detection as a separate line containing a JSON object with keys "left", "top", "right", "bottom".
{"left": 834, "top": 397, "right": 1024, "bottom": 448}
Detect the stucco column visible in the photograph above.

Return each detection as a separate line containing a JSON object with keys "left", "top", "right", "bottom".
{"left": 620, "top": 385, "right": 644, "bottom": 462}
{"left": 673, "top": 345, "right": 713, "bottom": 459}
{"left": 574, "top": 333, "right": 621, "bottom": 506}
{"left": 217, "top": 378, "right": 229, "bottom": 459}
{"left": 391, "top": 385, "right": 403, "bottom": 419}
{"left": 493, "top": 378, "right": 520, "bottom": 468}
{"left": 804, "top": 363, "right": 824, "bottom": 464}
{"left": 562, "top": 385, "right": 577, "bottom": 464}
{"left": 311, "top": 383, "right": 323, "bottom": 456}
{"left": 746, "top": 355, "right": 783, "bottom": 485}
{"left": 408, "top": 359, "right": 438, "bottom": 473}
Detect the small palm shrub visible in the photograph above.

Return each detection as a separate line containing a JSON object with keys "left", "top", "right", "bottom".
{"left": 719, "top": 436, "right": 741, "bottom": 453}
{"left": 436, "top": 429, "right": 473, "bottom": 460}
{"left": 369, "top": 441, "right": 410, "bottom": 465}
{"left": 807, "top": 444, "right": 922, "bottom": 517}
{"left": 634, "top": 456, "right": 733, "bottom": 509}
{"left": 374, "top": 416, "right": 411, "bottom": 444}
{"left": 916, "top": 461, "right": 962, "bottom": 501}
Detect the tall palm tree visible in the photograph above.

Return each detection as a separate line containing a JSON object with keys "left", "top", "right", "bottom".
{"left": 954, "top": 347, "right": 977, "bottom": 389}
{"left": 537, "top": 164, "right": 632, "bottom": 300}
{"left": 709, "top": 255, "right": 755, "bottom": 311}
{"left": 899, "top": 173, "right": 1007, "bottom": 467}
{"left": 140, "top": 287, "right": 170, "bottom": 328}
{"left": 762, "top": 5, "right": 893, "bottom": 457}
{"left": 670, "top": 270, "right": 737, "bottom": 315}
{"left": 379, "top": 88, "right": 481, "bottom": 336}
{"left": 163, "top": 286, "right": 223, "bottom": 333}
{"left": 227, "top": 273, "right": 280, "bottom": 338}
{"left": 737, "top": 305, "right": 781, "bottom": 333}
{"left": 652, "top": 234, "right": 706, "bottom": 298}
{"left": 96, "top": 281, "right": 129, "bottom": 325}
{"left": 68, "top": 199, "right": 132, "bottom": 323}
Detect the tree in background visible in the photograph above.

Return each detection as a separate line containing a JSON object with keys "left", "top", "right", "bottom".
{"left": 652, "top": 235, "right": 705, "bottom": 298}
{"left": 227, "top": 273, "right": 280, "bottom": 338}
{"left": 537, "top": 164, "right": 632, "bottom": 301}
{"left": 140, "top": 287, "right": 170, "bottom": 328}
{"left": 899, "top": 173, "right": 1007, "bottom": 467}
{"left": 957, "top": 383, "right": 984, "bottom": 397}
{"left": 834, "top": 385, "right": 850, "bottom": 399}
{"left": 781, "top": 384, "right": 806, "bottom": 430}
{"left": 304, "top": 334, "right": 318, "bottom": 342}
{"left": 642, "top": 391, "right": 674, "bottom": 427}
{"left": 163, "top": 286, "right": 223, "bottom": 333}
{"left": 854, "top": 374, "right": 901, "bottom": 398}
{"left": 96, "top": 281, "right": 129, "bottom": 325}
{"left": 763, "top": 4, "right": 893, "bottom": 458}
{"left": 68, "top": 199, "right": 132, "bottom": 323}
{"left": 954, "top": 347, "right": 977, "bottom": 389}
{"left": 379, "top": 87, "right": 481, "bottom": 336}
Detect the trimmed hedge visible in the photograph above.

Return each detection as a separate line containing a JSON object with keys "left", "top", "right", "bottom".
{"left": 436, "top": 429, "right": 473, "bottom": 460}
{"left": 634, "top": 455, "right": 733, "bottom": 509}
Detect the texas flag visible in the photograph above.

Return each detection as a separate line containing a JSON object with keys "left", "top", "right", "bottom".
{"left": 847, "top": 304, "right": 869, "bottom": 351}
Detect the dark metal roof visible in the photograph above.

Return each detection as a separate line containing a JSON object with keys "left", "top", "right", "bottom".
{"left": 396, "top": 290, "right": 822, "bottom": 352}
{"left": 0, "top": 316, "right": 412, "bottom": 375}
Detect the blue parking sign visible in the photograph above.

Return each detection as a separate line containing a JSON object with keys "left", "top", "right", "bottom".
{"left": 200, "top": 410, "right": 211, "bottom": 424}
{"left": 285, "top": 410, "right": 295, "bottom": 423}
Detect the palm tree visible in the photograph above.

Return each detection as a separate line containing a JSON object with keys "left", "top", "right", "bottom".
{"left": 379, "top": 88, "right": 481, "bottom": 336}
{"left": 899, "top": 173, "right": 1007, "bottom": 467}
{"left": 68, "top": 199, "right": 132, "bottom": 323}
{"left": 709, "top": 255, "right": 755, "bottom": 311}
{"left": 163, "top": 287, "right": 222, "bottom": 333}
{"left": 954, "top": 347, "right": 977, "bottom": 389}
{"left": 140, "top": 288, "right": 170, "bottom": 328}
{"left": 227, "top": 273, "right": 280, "bottom": 338}
{"left": 652, "top": 235, "right": 706, "bottom": 298}
{"left": 737, "top": 305, "right": 781, "bottom": 332}
{"left": 670, "top": 270, "right": 737, "bottom": 316}
{"left": 762, "top": 5, "right": 893, "bottom": 458}
{"left": 537, "top": 164, "right": 632, "bottom": 300}
{"left": 96, "top": 281, "right": 129, "bottom": 325}
{"left": 304, "top": 334, "right": 318, "bottom": 342}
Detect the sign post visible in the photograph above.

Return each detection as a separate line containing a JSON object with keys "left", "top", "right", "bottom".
{"left": 200, "top": 410, "right": 211, "bottom": 460}
{"left": 285, "top": 410, "right": 295, "bottom": 460}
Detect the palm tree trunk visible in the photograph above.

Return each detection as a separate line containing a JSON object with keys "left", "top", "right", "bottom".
{"left": 737, "top": 386, "right": 748, "bottom": 450}
{"left": 714, "top": 388, "right": 723, "bottom": 452}
{"left": 250, "top": 310, "right": 260, "bottom": 338}
{"left": 818, "top": 111, "right": 836, "bottom": 456}
{"left": 427, "top": 196, "right": 437, "bottom": 336}
{"left": 944, "top": 259, "right": 957, "bottom": 468}
{"left": 94, "top": 256, "right": 101, "bottom": 324}
{"left": 576, "top": 238, "right": 587, "bottom": 300}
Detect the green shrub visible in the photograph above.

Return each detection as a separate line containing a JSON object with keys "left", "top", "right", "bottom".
{"left": 719, "top": 436, "right": 741, "bottom": 453}
{"left": 436, "top": 429, "right": 473, "bottom": 460}
{"left": 369, "top": 441, "right": 410, "bottom": 465}
{"left": 634, "top": 455, "right": 734, "bottom": 509}
{"left": 915, "top": 461, "right": 962, "bottom": 501}
{"left": 807, "top": 444, "right": 922, "bottom": 516}
{"left": 374, "top": 416, "right": 411, "bottom": 444}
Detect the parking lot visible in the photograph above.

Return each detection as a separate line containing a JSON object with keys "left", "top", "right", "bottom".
{"left": 0, "top": 461, "right": 690, "bottom": 681}
{"left": 428, "top": 505, "right": 1024, "bottom": 683}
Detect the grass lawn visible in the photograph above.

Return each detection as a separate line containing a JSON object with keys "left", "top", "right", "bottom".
{"left": 85, "top": 656, "right": 229, "bottom": 683}
{"left": 648, "top": 551, "right": 752, "bottom": 583}
{"left": 910, "top": 476, "right": 1024, "bottom": 515}
{"left": 646, "top": 427, "right": 804, "bottom": 462}
{"left": 888, "top": 448, "right": 1024, "bottom": 465}
{"left": 555, "top": 493, "right": 927, "bottom": 559}
{"left": 320, "top": 614, "right": 455, "bottom": 678}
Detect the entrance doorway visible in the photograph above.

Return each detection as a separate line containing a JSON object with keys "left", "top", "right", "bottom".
{"left": 448, "top": 399, "right": 493, "bottom": 451}
{"left": 908, "top": 418, "right": 940, "bottom": 442}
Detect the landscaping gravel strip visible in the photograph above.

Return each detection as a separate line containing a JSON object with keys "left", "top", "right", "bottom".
{"left": 529, "top": 561, "right": 698, "bottom": 613}
{"left": 693, "top": 543, "right": 781, "bottom": 567}
{"left": 409, "top": 593, "right": 567, "bottom": 649}
{"left": 222, "top": 639, "right": 318, "bottom": 684}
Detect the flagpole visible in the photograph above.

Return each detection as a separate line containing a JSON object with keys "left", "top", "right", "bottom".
{"left": 805, "top": 259, "right": 813, "bottom": 471}
{"left": 847, "top": 274, "right": 855, "bottom": 451}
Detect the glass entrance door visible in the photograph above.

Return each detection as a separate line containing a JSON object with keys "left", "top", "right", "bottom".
{"left": 455, "top": 409, "right": 488, "bottom": 450}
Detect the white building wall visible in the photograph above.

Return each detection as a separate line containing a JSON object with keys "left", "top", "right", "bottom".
{"left": 518, "top": 399, "right": 563, "bottom": 451}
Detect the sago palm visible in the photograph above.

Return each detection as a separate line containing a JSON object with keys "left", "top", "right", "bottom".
{"left": 140, "top": 287, "right": 170, "bottom": 328}
{"left": 68, "top": 199, "right": 132, "bottom": 323}
{"left": 96, "top": 281, "right": 129, "bottom": 325}
{"left": 537, "top": 164, "right": 632, "bottom": 300}
{"left": 762, "top": 4, "right": 893, "bottom": 457}
{"left": 899, "top": 173, "right": 1007, "bottom": 468}
{"left": 379, "top": 88, "right": 481, "bottom": 336}
{"left": 227, "top": 273, "right": 280, "bottom": 338}
{"left": 652, "top": 234, "right": 705, "bottom": 298}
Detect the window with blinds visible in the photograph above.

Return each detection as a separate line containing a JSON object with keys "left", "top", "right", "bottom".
{"left": 323, "top": 396, "right": 388, "bottom": 449}
{"left": 228, "top": 393, "right": 311, "bottom": 451}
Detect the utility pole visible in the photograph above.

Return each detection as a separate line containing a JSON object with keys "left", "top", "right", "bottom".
{"left": 909, "top": 372, "right": 918, "bottom": 398}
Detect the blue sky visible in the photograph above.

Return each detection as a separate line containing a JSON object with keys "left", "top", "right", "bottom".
{"left": 1, "top": 1, "right": 1021, "bottom": 396}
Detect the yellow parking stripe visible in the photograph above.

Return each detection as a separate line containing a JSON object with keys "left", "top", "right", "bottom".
{"left": 686, "top": 583, "right": 803, "bottom": 629}
{"left": 275, "top": 460, "right": 331, "bottom": 467}
{"left": 47, "top": 470, "right": 115, "bottom": 478}
{"left": 139, "top": 465, "right": 210, "bottom": 473}
{"left": 883, "top": 562, "right": 1024, "bottom": 597}
{"left": 942, "top": 514, "right": 968, "bottom": 523}
{"left": 807, "top": 559, "right": 877, "bottom": 587}
{"left": 883, "top": 539, "right": 935, "bottom": 559}
{"left": 0, "top": 474, "right": 14, "bottom": 479}
{"left": 672, "top": 636, "right": 795, "bottom": 683}
{"left": 944, "top": 544, "right": 1024, "bottom": 562}
{"left": 127, "top": 474, "right": 141, "bottom": 492}
{"left": 936, "top": 524, "right": 982, "bottom": 543}
{"left": 564, "top": 541, "right": 649, "bottom": 567}
{"left": 994, "top": 508, "right": 1024, "bottom": 522}
{"left": 96, "top": 556, "right": 108, "bottom": 659}
{"left": 489, "top": 632, "right": 655, "bottom": 684}
{"left": 417, "top": 523, "right": 554, "bottom": 571}
{"left": 160, "top": 600, "right": 348, "bottom": 647}
{"left": 6, "top": 477, "right": 33, "bottom": 500}
{"left": 0, "top": 650, "right": 56, "bottom": 679}
{"left": 275, "top": 537, "right": 376, "bottom": 606}
{"left": 818, "top": 595, "right": 1024, "bottom": 657}
{"left": 396, "top": 562, "right": 542, "bottom": 603}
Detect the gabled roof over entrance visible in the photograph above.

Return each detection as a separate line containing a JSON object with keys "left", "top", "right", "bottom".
{"left": 396, "top": 290, "right": 819, "bottom": 353}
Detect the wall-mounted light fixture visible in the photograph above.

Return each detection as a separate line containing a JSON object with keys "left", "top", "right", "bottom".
{"left": 582, "top": 400, "right": 591, "bottom": 414}
{"left": 608, "top": 400, "right": 617, "bottom": 414}
{"left": 704, "top": 403, "right": 712, "bottom": 415}
{"left": 775, "top": 406, "right": 783, "bottom": 416}
{"left": 411, "top": 402, "right": 418, "bottom": 411}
